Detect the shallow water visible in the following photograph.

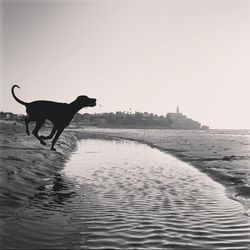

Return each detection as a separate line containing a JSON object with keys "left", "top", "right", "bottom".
{"left": 2, "top": 139, "right": 250, "bottom": 249}
{"left": 79, "top": 128, "right": 250, "bottom": 208}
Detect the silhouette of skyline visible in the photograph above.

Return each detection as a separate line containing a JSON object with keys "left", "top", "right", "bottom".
{"left": 1, "top": 0, "right": 249, "bottom": 129}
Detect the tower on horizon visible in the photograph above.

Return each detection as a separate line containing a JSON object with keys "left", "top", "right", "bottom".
{"left": 177, "top": 106, "right": 179, "bottom": 114}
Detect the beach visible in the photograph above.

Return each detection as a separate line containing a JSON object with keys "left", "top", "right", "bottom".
{"left": 1, "top": 123, "right": 250, "bottom": 249}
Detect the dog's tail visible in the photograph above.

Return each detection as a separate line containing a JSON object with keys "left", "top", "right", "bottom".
{"left": 11, "top": 85, "right": 27, "bottom": 106}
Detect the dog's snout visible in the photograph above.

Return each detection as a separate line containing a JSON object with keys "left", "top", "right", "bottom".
{"left": 91, "top": 98, "right": 97, "bottom": 106}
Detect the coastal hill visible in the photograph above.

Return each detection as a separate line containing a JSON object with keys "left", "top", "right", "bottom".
{"left": 166, "top": 106, "right": 203, "bottom": 130}
{"left": 0, "top": 107, "right": 209, "bottom": 130}
{"left": 73, "top": 107, "right": 208, "bottom": 130}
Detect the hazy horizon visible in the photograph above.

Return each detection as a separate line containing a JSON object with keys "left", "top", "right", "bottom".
{"left": 1, "top": 0, "right": 249, "bottom": 129}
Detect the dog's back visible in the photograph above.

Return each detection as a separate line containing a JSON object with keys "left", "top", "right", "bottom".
{"left": 26, "top": 101, "right": 69, "bottom": 123}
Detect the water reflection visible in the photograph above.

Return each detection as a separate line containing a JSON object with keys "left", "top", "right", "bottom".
{"left": 30, "top": 173, "right": 77, "bottom": 207}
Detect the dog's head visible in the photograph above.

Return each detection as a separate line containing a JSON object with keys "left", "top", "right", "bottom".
{"left": 75, "top": 95, "right": 96, "bottom": 108}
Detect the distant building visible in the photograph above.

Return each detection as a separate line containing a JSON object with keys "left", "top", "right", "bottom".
{"left": 166, "top": 107, "right": 201, "bottom": 130}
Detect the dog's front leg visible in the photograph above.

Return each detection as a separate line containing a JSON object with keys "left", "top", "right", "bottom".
{"left": 50, "top": 127, "right": 65, "bottom": 151}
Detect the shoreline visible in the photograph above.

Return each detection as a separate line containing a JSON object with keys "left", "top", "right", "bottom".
{"left": 71, "top": 127, "right": 250, "bottom": 215}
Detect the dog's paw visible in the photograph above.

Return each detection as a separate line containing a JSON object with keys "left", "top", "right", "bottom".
{"left": 40, "top": 141, "right": 46, "bottom": 146}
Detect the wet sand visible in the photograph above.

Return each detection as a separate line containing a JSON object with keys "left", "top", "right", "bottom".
{"left": 0, "top": 122, "right": 77, "bottom": 219}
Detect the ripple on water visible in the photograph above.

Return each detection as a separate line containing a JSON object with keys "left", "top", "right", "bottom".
{"left": 2, "top": 139, "right": 250, "bottom": 249}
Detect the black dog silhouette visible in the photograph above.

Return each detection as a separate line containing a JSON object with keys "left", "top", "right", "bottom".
{"left": 12, "top": 85, "right": 96, "bottom": 150}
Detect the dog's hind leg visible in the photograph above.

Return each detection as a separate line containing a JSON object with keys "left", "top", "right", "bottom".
{"left": 50, "top": 127, "right": 65, "bottom": 151}
{"left": 25, "top": 117, "right": 31, "bottom": 135}
{"left": 40, "top": 126, "right": 57, "bottom": 140}
{"left": 32, "top": 120, "right": 46, "bottom": 145}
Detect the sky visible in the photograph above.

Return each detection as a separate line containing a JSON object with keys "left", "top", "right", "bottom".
{"left": 1, "top": 0, "right": 249, "bottom": 129}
